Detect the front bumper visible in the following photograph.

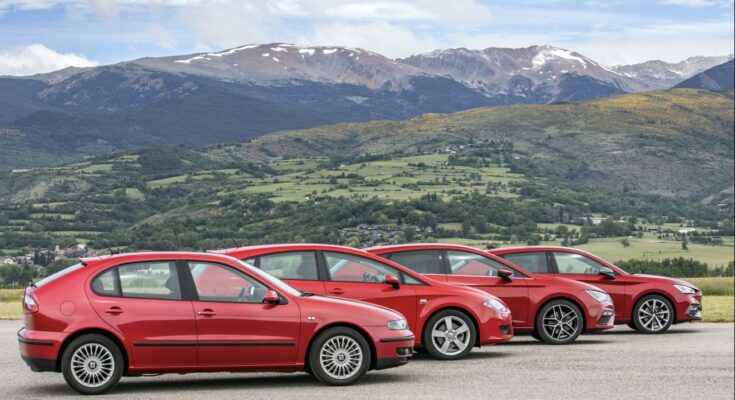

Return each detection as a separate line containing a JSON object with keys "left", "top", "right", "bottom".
{"left": 585, "top": 300, "right": 615, "bottom": 332}
{"left": 474, "top": 305, "right": 514, "bottom": 345}
{"left": 370, "top": 328, "right": 414, "bottom": 369}
{"left": 675, "top": 293, "right": 703, "bottom": 322}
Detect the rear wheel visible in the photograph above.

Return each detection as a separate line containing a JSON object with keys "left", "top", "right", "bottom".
{"left": 535, "top": 300, "right": 583, "bottom": 345}
{"left": 61, "top": 334, "right": 123, "bottom": 395}
{"left": 309, "top": 327, "right": 371, "bottom": 386}
{"left": 632, "top": 295, "right": 673, "bottom": 334}
{"left": 423, "top": 309, "right": 476, "bottom": 360}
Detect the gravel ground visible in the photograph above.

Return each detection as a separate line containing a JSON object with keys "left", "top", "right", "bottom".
{"left": 2, "top": 321, "right": 732, "bottom": 400}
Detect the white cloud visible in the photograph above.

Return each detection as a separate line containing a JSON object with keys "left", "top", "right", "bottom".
{"left": 129, "top": 24, "right": 178, "bottom": 49}
{"left": 659, "top": 0, "right": 728, "bottom": 7}
{"left": 0, "top": 44, "right": 98, "bottom": 76}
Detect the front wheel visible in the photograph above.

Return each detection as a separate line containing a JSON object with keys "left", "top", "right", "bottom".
{"left": 632, "top": 295, "right": 673, "bottom": 334}
{"left": 423, "top": 310, "right": 476, "bottom": 360}
{"left": 535, "top": 300, "right": 583, "bottom": 345}
{"left": 309, "top": 327, "right": 371, "bottom": 385}
{"left": 61, "top": 334, "right": 123, "bottom": 395}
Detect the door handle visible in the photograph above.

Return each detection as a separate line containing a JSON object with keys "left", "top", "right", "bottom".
{"left": 197, "top": 309, "right": 216, "bottom": 316}
{"left": 104, "top": 306, "right": 123, "bottom": 315}
{"left": 328, "top": 288, "right": 344, "bottom": 295}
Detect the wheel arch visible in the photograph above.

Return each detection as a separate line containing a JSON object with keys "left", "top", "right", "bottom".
{"left": 56, "top": 328, "right": 129, "bottom": 374}
{"left": 631, "top": 291, "right": 678, "bottom": 324}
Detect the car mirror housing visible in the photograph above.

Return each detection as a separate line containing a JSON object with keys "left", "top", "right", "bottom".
{"left": 384, "top": 274, "right": 400, "bottom": 289}
{"left": 264, "top": 290, "right": 281, "bottom": 304}
{"left": 497, "top": 269, "right": 513, "bottom": 282}
{"left": 599, "top": 267, "right": 616, "bottom": 279}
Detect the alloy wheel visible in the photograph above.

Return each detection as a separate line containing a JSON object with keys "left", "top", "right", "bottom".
{"left": 319, "top": 335, "right": 363, "bottom": 380}
{"left": 70, "top": 343, "right": 115, "bottom": 388}
{"left": 638, "top": 298, "right": 671, "bottom": 332}
{"left": 431, "top": 315, "right": 471, "bottom": 356}
{"left": 542, "top": 304, "right": 580, "bottom": 342}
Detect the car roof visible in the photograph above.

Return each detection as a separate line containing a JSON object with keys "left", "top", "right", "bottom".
{"left": 366, "top": 243, "right": 486, "bottom": 253}
{"left": 81, "top": 251, "right": 241, "bottom": 266}
{"left": 212, "top": 243, "right": 370, "bottom": 256}
{"left": 490, "top": 246, "right": 592, "bottom": 255}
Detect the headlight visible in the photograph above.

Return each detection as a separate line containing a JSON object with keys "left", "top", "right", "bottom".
{"left": 387, "top": 319, "right": 408, "bottom": 330}
{"left": 674, "top": 284, "right": 696, "bottom": 294}
{"left": 585, "top": 290, "right": 612, "bottom": 303}
{"left": 484, "top": 298, "right": 510, "bottom": 313}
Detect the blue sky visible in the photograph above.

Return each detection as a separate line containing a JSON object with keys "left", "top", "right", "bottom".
{"left": 0, "top": 0, "right": 733, "bottom": 75}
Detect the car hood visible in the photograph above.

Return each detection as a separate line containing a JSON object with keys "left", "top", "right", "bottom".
{"left": 534, "top": 274, "right": 607, "bottom": 293}
{"left": 298, "top": 293, "right": 406, "bottom": 321}
{"left": 630, "top": 274, "right": 699, "bottom": 290}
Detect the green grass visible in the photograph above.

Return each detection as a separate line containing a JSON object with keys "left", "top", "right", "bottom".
{"left": 0, "top": 302, "right": 21, "bottom": 320}
{"left": 75, "top": 163, "right": 113, "bottom": 173}
{"left": 125, "top": 187, "right": 145, "bottom": 200}
{"left": 687, "top": 277, "right": 734, "bottom": 296}
{"left": 702, "top": 296, "right": 734, "bottom": 322}
{"left": 29, "top": 213, "right": 75, "bottom": 220}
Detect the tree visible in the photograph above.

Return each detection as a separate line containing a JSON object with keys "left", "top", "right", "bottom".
{"left": 681, "top": 239, "right": 688, "bottom": 251}
{"left": 620, "top": 238, "right": 630, "bottom": 247}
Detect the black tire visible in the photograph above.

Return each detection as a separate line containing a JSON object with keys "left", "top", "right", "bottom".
{"left": 535, "top": 299, "right": 583, "bottom": 345}
{"left": 530, "top": 331, "right": 542, "bottom": 341}
{"left": 632, "top": 294, "right": 674, "bottom": 334}
{"left": 61, "top": 334, "right": 123, "bottom": 395}
{"left": 422, "top": 309, "right": 476, "bottom": 360}
{"left": 308, "top": 327, "right": 371, "bottom": 386}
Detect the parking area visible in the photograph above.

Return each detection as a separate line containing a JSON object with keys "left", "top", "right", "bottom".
{"left": 1, "top": 321, "right": 732, "bottom": 399}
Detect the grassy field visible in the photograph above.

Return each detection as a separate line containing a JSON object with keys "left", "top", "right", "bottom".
{"left": 702, "top": 297, "right": 734, "bottom": 323}
{"left": 687, "top": 277, "right": 734, "bottom": 296}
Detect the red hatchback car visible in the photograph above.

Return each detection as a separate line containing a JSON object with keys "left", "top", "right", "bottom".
{"left": 366, "top": 243, "right": 615, "bottom": 345}
{"left": 19, "top": 252, "right": 414, "bottom": 394}
{"left": 490, "top": 246, "right": 703, "bottom": 333}
{"left": 214, "top": 244, "right": 513, "bottom": 360}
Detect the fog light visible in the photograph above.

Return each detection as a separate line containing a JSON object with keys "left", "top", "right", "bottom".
{"left": 396, "top": 347, "right": 412, "bottom": 356}
{"left": 500, "top": 325, "right": 510, "bottom": 335}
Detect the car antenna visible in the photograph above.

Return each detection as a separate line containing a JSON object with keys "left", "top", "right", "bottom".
{"left": 231, "top": 238, "right": 242, "bottom": 248}
{"left": 104, "top": 240, "right": 118, "bottom": 255}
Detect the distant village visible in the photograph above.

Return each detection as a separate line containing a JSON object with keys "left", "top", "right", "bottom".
{"left": 1, "top": 242, "right": 96, "bottom": 273}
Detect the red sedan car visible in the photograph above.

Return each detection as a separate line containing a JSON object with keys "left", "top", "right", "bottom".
{"left": 214, "top": 244, "right": 513, "bottom": 360}
{"left": 366, "top": 243, "right": 615, "bottom": 345}
{"left": 19, "top": 252, "right": 414, "bottom": 394}
{"left": 490, "top": 246, "right": 703, "bottom": 333}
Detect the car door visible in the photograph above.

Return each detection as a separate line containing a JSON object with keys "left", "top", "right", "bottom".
{"left": 550, "top": 251, "right": 628, "bottom": 319}
{"left": 88, "top": 260, "right": 197, "bottom": 368}
{"left": 186, "top": 260, "right": 301, "bottom": 367}
{"left": 320, "top": 251, "right": 418, "bottom": 331}
{"left": 248, "top": 251, "right": 327, "bottom": 296}
{"left": 443, "top": 250, "right": 531, "bottom": 328}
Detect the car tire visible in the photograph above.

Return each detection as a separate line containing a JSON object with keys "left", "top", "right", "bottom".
{"left": 61, "top": 334, "right": 123, "bottom": 395}
{"left": 530, "top": 331, "right": 542, "bottom": 341}
{"left": 423, "top": 309, "right": 476, "bottom": 360}
{"left": 535, "top": 299, "right": 583, "bottom": 345}
{"left": 632, "top": 294, "right": 674, "bottom": 334}
{"left": 309, "top": 327, "right": 371, "bottom": 386}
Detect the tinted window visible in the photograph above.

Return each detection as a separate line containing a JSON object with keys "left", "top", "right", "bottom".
{"left": 447, "top": 251, "right": 520, "bottom": 277}
{"left": 387, "top": 250, "right": 444, "bottom": 274}
{"left": 35, "top": 263, "right": 84, "bottom": 287}
{"left": 554, "top": 252, "right": 606, "bottom": 275}
{"left": 91, "top": 269, "right": 118, "bottom": 296}
{"left": 325, "top": 252, "right": 403, "bottom": 283}
{"left": 258, "top": 251, "right": 319, "bottom": 280}
{"left": 118, "top": 262, "right": 181, "bottom": 300}
{"left": 189, "top": 262, "right": 269, "bottom": 303}
{"left": 501, "top": 252, "right": 550, "bottom": 274}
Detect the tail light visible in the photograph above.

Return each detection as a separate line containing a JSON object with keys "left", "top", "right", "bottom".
{"left": 23, "top": 291, "right": 39, "bottom": 314}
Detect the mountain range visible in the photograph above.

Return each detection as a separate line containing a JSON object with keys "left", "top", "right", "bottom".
{"left": 0, "top": 43, "right": 731, "bottom": 172}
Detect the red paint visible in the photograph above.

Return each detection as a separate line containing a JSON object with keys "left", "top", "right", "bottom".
{"left": 490, "top": 246, "right": 703, "bottom": 326}
{"left": 18, "top": 251, "right": 413, "bottom": 384}
{"left": 365, "top": 244, "right": 616, "bottom": 336}
{"left": 217, "top": 244, "right": 514, "bottom": 352}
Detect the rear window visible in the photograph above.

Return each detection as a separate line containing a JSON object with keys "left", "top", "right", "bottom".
{"left": 34, "top": 263, "right": 85, "bottom": 287}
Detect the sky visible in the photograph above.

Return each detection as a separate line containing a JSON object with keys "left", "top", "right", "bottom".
{"left": 0, "top": 0, "right": 733, "bottom": 76}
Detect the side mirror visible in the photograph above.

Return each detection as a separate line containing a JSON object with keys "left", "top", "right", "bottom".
{"left": 599, "top": 267, "right": 616, "bottom": 279}
{"left": 384, "top": 274, "right": 400, "bottom": 289}
{"left": 497, "top": 269, "right": 513, "bottom": 282}
{"left": 264, "top": 290, "right": 281, "bottom": 304}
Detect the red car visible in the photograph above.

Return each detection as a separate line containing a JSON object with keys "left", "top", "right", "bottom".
{"left": 19, "top": 252, "right": 414, "bottom": 394}
{"left": 214, "top": 244, "right": 513, "bottom": 360}
{"left": 366, "top": 243, "right": 615, "bottom": 345}
{"left": 490, "top": 246, "right": 703, "bottom": 333}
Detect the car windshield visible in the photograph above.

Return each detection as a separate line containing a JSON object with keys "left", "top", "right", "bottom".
{"left": 236, "top": 259, "right": 302, "bottom": 297}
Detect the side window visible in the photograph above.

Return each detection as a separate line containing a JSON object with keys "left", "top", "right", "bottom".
{"left": 118, "top": 262, "right": 181, "bottom": 300}
{"left": 387, "top": 250, "right": 444, "bottom": 274}
{"left": 553, "top": 252, "right": 606, "bottom": 275}
{"left": 325, "top": 252, "right": 403, "bottom": 283}
{"left": 243, "top": 257, "right": 256, "bottom": 266}
{"left": 91, "top": 269, "right": 118, "bottom": 296}
{"left": 257, "top": 251, "right": 319, "bottom": 280}
{"left": 501, "top": 252, "right": 550, "bottom": 274}
{"left": 189, "top": 262, "right": 268, "bottom": 303}
{"left": 447, "top": 251, "right": 519, "bottom": 277}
